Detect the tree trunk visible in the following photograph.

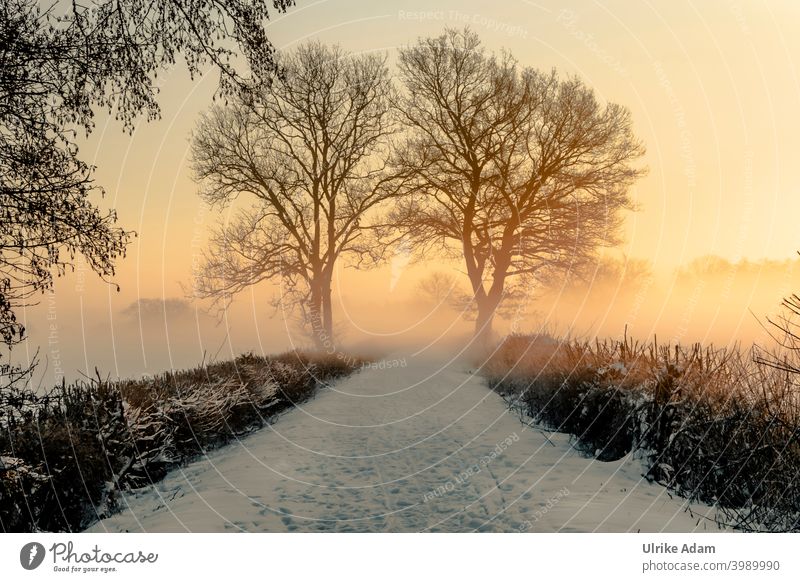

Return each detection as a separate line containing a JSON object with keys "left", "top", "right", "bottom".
{"left": 474, "top": 293, "right": 501, "bottom": 347}
{"left": 472, "top": 245, "right": 512, "bottom": 347}
{"left": 474, "top": 305, "right": 495, "bottom": 347}
{"left": 308, "top": 269, "right": 335, "bottom": 353}
{"left": 321, "top": 274, "right": 334, "bottom": 352}
{"left": 308, "top": 284, "right": 326, "bottom": 351}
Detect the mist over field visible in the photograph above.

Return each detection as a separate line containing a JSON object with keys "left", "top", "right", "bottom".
{"left": 14, "top": 253, "right": 800, "bottom": 386}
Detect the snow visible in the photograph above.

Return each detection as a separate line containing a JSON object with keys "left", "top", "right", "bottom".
{"left": 88, "top": 352, "right": 726, "bottom": 532}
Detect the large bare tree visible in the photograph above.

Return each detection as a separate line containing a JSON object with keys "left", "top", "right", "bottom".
{"left": 388, "top": 29, "right": 645, "bottom": 344}
{"left": 191, "top": 42, "right": 397, "bottom": 350}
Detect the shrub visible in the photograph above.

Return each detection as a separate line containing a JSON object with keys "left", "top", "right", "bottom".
{"left": 482, "top": 333, "right": 800, "bottom": 531}
{"left": 0, "top": 377, "right": 130, "bottom": 531}
{"left": 0, "top": 350, "right": 366, "bottom": 532}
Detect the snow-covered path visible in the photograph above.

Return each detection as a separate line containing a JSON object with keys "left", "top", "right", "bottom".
{"left": 89, "top": 354, "right": 723, "bottom": 532}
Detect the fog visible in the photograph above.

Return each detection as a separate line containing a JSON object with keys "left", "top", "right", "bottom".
{"left": 529, "top": 255, "right": 800, "bottom": 348}
{"left": 10, "top": 253, "right": 800, "bottom": 388}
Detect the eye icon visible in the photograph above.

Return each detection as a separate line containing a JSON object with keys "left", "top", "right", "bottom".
{"left": 20, "top": 542, "right": 46, "bottom": 570}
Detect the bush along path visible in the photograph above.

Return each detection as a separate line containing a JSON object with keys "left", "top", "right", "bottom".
{"left": 87, "top": 352, "right": 720, "bottom": 533}
{"left": 483, "top": 334, "right": 800, "bottom": 532}
{"left": 0, "top": 351, "right": 365, "bottom": 532}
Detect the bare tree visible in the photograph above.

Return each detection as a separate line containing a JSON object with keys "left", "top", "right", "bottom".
{"left": 387, "top": 29, "right": 645, "bottom": 344}
{"left": 418, "top": 271, "right": 463, "bottom": 307}
{"left": 191, "top": 42, "right": 398, "bottom": 350}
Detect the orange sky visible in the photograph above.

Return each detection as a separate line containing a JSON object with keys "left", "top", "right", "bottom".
{"left": 13, "top": 0, "right": 800, "bottom": 383}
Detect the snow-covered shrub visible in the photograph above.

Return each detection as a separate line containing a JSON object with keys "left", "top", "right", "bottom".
{"left": 484, "top": 333, "right": 800, "bottom": 531}
{"left": 0, "top": 456, "right": 49, "bottom": 531}
{"left": 0, "top": 375, "right": 131, "bottom": 531}
{"left": 0, "top": 350, "right": 366, "bottom": 532}
{"left": 115, "top": 351, "right": 364, "bottom": 485}
{"left": 481, "top": 333, "right": 564, "bottom": 382}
